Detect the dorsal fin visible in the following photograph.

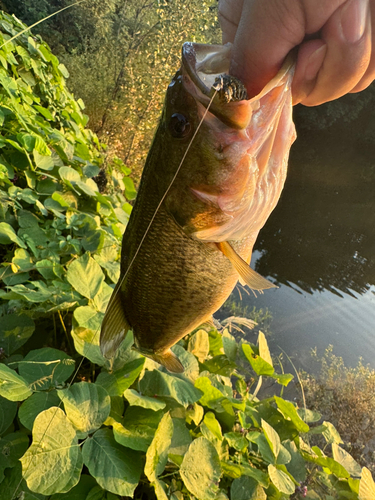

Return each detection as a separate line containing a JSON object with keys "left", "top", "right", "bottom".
{"left": 217, "top": 241, "right": 277, "bottom": 291}
{"left": 100, "top": 282, "right": 131, "bottom": 359}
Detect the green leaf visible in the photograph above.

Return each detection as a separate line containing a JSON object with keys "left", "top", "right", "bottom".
{"left": 59, "top": 166, "right": 81, "bottom": 184}
{"left": 261, "top": 419, "right": 280, "bottom": 460}
{"left": 0, "top": 431, "right": 29, "bottom": 470}
{"left": 359, "top": 467, "right": 375, "bottom": 500}
{"left": 124, "top": 388, "right": 166, "bottom": 411}
{"left": 67, "top": 253, "right": 105, "bottom": 300}
{"left": 111, "top": 407, "right": 164, "bottom": 452}
{"left": 153, "top": 479, "right": 169, "bottom": 500}
{"left": 95, "top": 357, "right": 144, "bottom": 396}
{"left": 224, "top": 432, "right": 248, "bottom": 452}
{"left": 242, "top": 343, "right": 274, "bottom": 376}
{"left": 34, "top": 105, "right": 53, "bottom": 120}
{"left": 21, "top": 407, "right": 83, "bottom": 495}
{"left": 169, "top": 418, "right": 192, "bottom": 456}
{"left": 34, "top": 150, "right": 54, "bottom": 170}
{"left": 185, "top": 402, "right": 204, "bottom": 426}
{"left": 258, "top": 331, "right": 272, "bottom": 366}
{"left": 0, "top": 313, "right": 35, "bottom": 355}
{"left": 332, "top": 444, "right": 362, "bottom": 478}
{"left": 50, "top": 475, "right": 97, "bottom": 500}
{"left": 188, "top": 329, "right": 210, "bottom": 362}
{"left": 18, "top": 348, "right": 75, "bottom": 391}
{"left": 0, "top": 222, "right": 26, "bottom": 248}
{"left": 0, "top": 363, "right": 32, "bottom": 401}
{"left": 139, "top": 370, "right": 202, "bottom": 408}
{"left": 82, "top": 428, "right": 142, "bottom": 497}
{"left": 322, "top": 421, "right": 343, "bottom": 444}
{"left": 202, "top": 411, "right": 222, "bottom": 441}
{"left": 0, "top": 396, "right": 17, "bottom": 435}
{"left": 231, "top": 476, "right": 266, "bottom": 500}
{"left": 222, "top": 329, "right": 237, "bottom": 362}
{"left": 19, "top": 391, "right": 60, "bottom": 430}
{"left": 268, "top": 465, "right": 295, "bottom": 495}
{"left": 0, "top": 462, "right": 46, "bottom": 500}
{"left": 180, "top": 437, "right": 221, "bottom": 500}
{"left": 297, "top": 408, "right": 321, "bottom": 423}
{"left": 194, "top": 376, "right": 225, "bottom": 410}
{"left": 145, "top": 412, "right": 174, "bottom": 482}
{"left": 36, "top": 259, "right": 63, "bottom": 280}
{"left": 58, "top": 382, "right": 110, "bottom": 437}
{"left": 274, "top": 396, "right": 309, "bottom": 433}
{"left": 283, "top": 440, "right": 306, "bottom": 483}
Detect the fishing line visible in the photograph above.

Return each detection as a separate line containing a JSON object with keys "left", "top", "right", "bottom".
{"left": 13, "top": 85, "right": 218, "bottom": 499}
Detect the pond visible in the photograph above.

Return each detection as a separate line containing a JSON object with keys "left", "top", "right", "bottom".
{"left": 224, "top": 85, "right": 375, "bottom": 373}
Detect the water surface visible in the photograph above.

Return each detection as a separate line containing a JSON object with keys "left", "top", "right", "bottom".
{"left": 223, "top": 85, "right": 375, "bottom": 373}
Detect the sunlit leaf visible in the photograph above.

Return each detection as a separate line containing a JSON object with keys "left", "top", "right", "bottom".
{"left": 66, "top": 253, "right": 104, "bottom": 299}
{"left": 111, "top": 407, "right": 163, "bottom": 452}
{"left": 274, "top": 397, "right": 309, "bottom": 433}
{"left": 0, "top": 363, "right": 32, "bottom": 401}
{"left": 21, "top": 407, "right": 83, "bottom": 495}
{"left": 180, "top": 437, "right": 221, "bottom": 500}
{"left": 124, "top": 388, "right": 166, "bottom": 411}
{"left": 58, "top": 382, "right": 111, "bottom": 437}
{"left": 332, "top": 444, "right": 362, "bottom": 478}
{"left": 145, "top": 412, "right": 173, "bottom": 482}
{"left": 359, "top": 467, "right": 375, "bottom": 500}
{"left": 268, "top": 465, "right": 295, "bottom": 495}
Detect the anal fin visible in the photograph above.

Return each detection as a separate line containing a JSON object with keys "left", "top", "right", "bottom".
{"left": 134, "top": 347, "right": 184, "bottom": 373}
{"left": 217, "top": 241, "right": 277, "bottom": 291}
{"left": 100, "top": 283, "right": 131, "bottom": 359}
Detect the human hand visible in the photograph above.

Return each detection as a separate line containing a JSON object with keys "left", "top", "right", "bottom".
{"left": 218, "top": 0, "right": 374, "bottom": 105}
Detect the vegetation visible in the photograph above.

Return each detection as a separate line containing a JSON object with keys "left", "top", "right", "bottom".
{"left": 300, "top": 347, "right": 375, "bottom": 476}
{"left": 2, "top": 0, "right": 220, "bottom": 181}
{"left": 0, "top": 8, "right": 374, "bottom": 500}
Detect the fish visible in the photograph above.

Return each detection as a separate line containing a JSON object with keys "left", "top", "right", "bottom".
{"left": 100, "top": 42, "right": 296, "bottom": 372}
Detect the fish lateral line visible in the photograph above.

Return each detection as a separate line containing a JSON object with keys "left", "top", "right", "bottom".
{"left": 216, "top": 241, "right": 277, "bottom": 291}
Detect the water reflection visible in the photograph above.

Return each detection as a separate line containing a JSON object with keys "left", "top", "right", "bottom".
{"left": 226, "top": 85, "right": 375, "bottom": 371}
{"left": 254, "top": 85, "right": 375, "bottom": 297}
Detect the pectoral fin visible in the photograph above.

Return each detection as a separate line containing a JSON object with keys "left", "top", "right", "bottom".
{"left": 100, "top": 283, "right": 131, "bottom": 359}
{"left": 217, "top": 241, "right": 277, "bottom": 291}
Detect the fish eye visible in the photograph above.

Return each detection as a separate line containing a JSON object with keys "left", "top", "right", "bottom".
{"left": 169, "top": 113, "right": 191, "bottom": 139}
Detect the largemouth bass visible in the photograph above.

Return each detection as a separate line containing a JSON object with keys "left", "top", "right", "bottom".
{"left": 100, "top": 43, "right": 296, "bottom": 372}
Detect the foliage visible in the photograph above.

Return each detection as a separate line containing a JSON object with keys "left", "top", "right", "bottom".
{"left": 0, "top": 9, "right": 374, "bottom": 500}
{"left": 299, "top": 346, "right": 375, "bottom": 475}
{"left": 2, "top": 0, "right": 220, "bottom": 181}
{"left": 2, "top": 322, "right": 374, "bottom": 499}
{"left": 0, "top": 11, "right": 136, "bottom": 357}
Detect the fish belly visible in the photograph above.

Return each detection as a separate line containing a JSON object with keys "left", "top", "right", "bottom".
{"left": 120, "top": 202, "right": 254, "bottom": 354}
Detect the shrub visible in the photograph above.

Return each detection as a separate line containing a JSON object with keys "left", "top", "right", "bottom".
{"left": 300, "top": 346, "right": 375, "bottom": 475}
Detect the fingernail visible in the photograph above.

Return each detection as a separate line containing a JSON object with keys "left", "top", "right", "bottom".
{"left": 304, "top": 44, "right": 327, "bottom": 81}
{"left": 341, "top": 0, "right": 368, "bottom": 43}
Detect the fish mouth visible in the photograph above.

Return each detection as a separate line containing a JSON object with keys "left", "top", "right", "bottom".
{"left": 182, "top": 42, "right": 232, "bottom": 97}
{"left": 181, "top": 42, "right": 295, "bottom": 130}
